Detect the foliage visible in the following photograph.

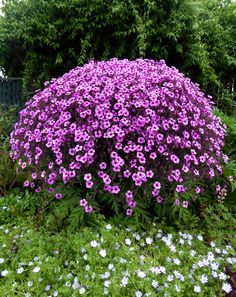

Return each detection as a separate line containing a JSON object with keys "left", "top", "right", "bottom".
{"left": 10, "top": 59, "right": 226, "bottom": 219}
{"left": 0, "top": 0, "right": 235, "bottom": 98}
{"left": 0, "top": 199, "right": 236, "bottom": 296}
{"left": 0, "top": 105, "right": 18, "bottom": 196}
{"left": 214, "top": 110, "right": 236, "bottom": 159}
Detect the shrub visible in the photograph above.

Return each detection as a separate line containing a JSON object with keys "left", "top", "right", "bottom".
{"left": 0, "top": 105, "right": 18, "bottom": 196}
{"left": 10, "top": 59, "right": 226, "bottom": 215}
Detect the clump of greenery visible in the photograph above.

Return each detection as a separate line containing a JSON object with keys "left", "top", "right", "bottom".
{"left": 0, "top": 192, "right": 236, "bottom": 297}
{"left": 0, "top": 0, "right": 235, "bottom": 99}
{"left": 0, "top": 105, "right": 18, "bottom": 196}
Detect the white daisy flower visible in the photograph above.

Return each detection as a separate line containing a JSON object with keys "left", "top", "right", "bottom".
{"left": 151, "top": 280, "right": 158, "bottom": 289}
{"left": 137, "top": 270, "right": 146, "bottom": 278}
{"left": 17, "top": 267, "right": 24, "bottom": 274}
{"left": 145, "top": 237, "right": 153, "bottom": 245}
{"left": 105, "top": 224, "right": 112, "bottom": 230}
{"left": 79, "top": 287, "right": 86, "bottom": 294}
{"left": 108, "top": 263, "right": 115, "bottom": 271}
{"left": 194, "top": 285, "right": 201, "bottom": 293}
{"left": 125, "top": 238, "right": 131, "bottom": 246}
{"left": 222, "top": 283, "right": 232, "bottom": 293}
{"left": 120, "top": 276, "right": 129, "bottom": 287}
{"left": 99, "top": 249, "right": 107, "bottom": 258}
{"left": 1, "top": 269, "right": 8, "bottom": 276}
{"left": 200, "top": 274, "right": 208, "bottom": 284}
{"left": 104, "top": 280, "right": 111, "bottom": 288}
{"left": 90, "top": 240, "right": 98, "bottom": 248}
{"left": 135, "top": 291, "right": 142, "bottom": 297}
{"left": 218, "top": 272, "right": 227, "bottom": 280}
{"left": 0, "top": 258, "right": 5, "bottom": 264}
{"left": 32, "top": 266, "right": 40, "bottom": 273}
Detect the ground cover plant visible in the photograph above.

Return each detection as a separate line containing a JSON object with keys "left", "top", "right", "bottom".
{"left": 10, "top": 59, "right": 227, "bottom": 219}
{"left": 0, "top": 192, "right": 236, "bottom": 297}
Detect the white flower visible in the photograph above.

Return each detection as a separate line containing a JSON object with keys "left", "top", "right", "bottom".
{"left": 28, "top": 261, "right": 34, "bottom": 266}
{"left": 211, "top": 262, "right": 219, "bottom": 270}
{"left": 80, "top": 247, "right": 86, "bottom": 253}
{"left": 125, "top": 238, "right": 131, "bottom": 246}
{"left": 105, "top": 224, "right": 112, "bottom": 230}
{"left": 79, "top": 287, "right": 86, "bottom": 294}
{"left": 1, "top": 269, "right": 8, "bottom": 276}
{"left": 53, "top": 291, "right": 58, "bottom": 297}
{"left": 179, "top": 239, "right": 185, "bottom": 245}
{"left": 120, "top": 276, "right": 129, "bottom": 287}
{"left": 108, "top": 263, "right": 115, "bottom": 271}
{"left": 83, "top": 254, "right": 87, "bottom": 260}
{"left": 151, "top": 280, "right": 158, "bottom": 289}
{"left": 212, "top": 271, "right": 218, "bottom": 278}
{"left": 67, "top": 273, "right": 73, "bottom": 278}
{"left": 133, "top": 233, "right": 141, "bottom": 240}
{"left": 120, "top": 258, "right": 127, "bottom": 263}
{"left": 135, "top": 291, "right": 142, "bottom": 297}
{"left": 170, "top": 245, "right": 176, "bottom": 252}
{"left": 85, "top": 264, "right": 90, "bottom": 271}
{"left": 115, "top": 242, "right": 120, "bottom": 250}
{"left": 28, "top": 281, "right": 33, "bottom": 287}
{"left": 137, "top": 270, "right": 146, "bottom": 278}
{"left": 218, "top": 272, "right": 227, "bottom": 280}
{"left": 104, "top": 288, "right": 109, "bottom": 295}
{"left": 222, "top": 283, "right": 232, "bottom": 293}
{"left": 45, "top": 285, "right": 51, "bottom": 291}
{"left": 0, "top": 258, "right": 5, "bottom": 264}
{"left": 104, "top": 280, "right": 111, "bottom": 288}
{"left": 190, "top": 250, "right": 196, "bottom": 257}
{"left": 194, "top": 285, "right": 201, "bottom": 293}
{"left": 167, "top": 274, "right": 174, "bottom": 282}
{"left": 72, "top": 282, "right": 80, "bottom": 290}
{"left": 90, "top": 240, "right": 98, "bottom": 248}
{"left": 99, "top": 249, "right": 107, "bottom": 258}
{"left": 173, "top": 258, "right": 181, "bottom": 265}
{"left": 100, "top": 271, "right": 110, "bottom": 279}
{"left": 145, "top": 237, "right": 153, "bottom": 245}
{"left": 200, "top": 274, "right": 208, "bottom": 284}
{"left": 196, "top": 235, "right": 203, "bottom": 241}
{"left": 32, "top": 266, "right": 40, "bottom": 273}
{"left": 210, "top": 241, "right": 216, "bottom": 247}
{"left": 17, "top": 267, "right": 24, "bottom": 274}
{"left": 175, "top": 284, "right": 181, "bottom": 292}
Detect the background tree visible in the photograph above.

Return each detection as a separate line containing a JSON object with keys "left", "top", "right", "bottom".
{"left": 0, "top": 0, "right": 235, "bottom": 105}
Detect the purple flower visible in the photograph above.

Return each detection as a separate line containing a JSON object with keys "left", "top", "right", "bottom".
{"left": 182, "top": 201, "right": 189, "bottom": 208}
{"left": 175, "top": 199, "right": 180, "bottom": 206}
{"left": 126, "top": 208, "right": 133, "bottom": 216}
{"left": 23, "top": 180, "right": 29, "bottom": 187}
{"left": 84, "top": 205, "right": 93, "bottom": 213}
{"left": 80, "top": 199, "right": 88, "bottom": 207}
{"left": 86, "top": 180, "right": 93, "bottom": 189}
{"left": 99, "top": 162, "right": 107, "bottom": 170}
{"left": 55, "top": 193, "right": 63, "bottom": 199}
{"left": 84, "top": 173, "right": 92, "bottom": 181}
{"left": 9, "top": 59, "right": 226, "bottom": 216}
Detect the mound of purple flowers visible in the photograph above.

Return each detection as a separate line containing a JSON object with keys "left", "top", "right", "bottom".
{"left": 10, "top": 59, "right": 226, "bottom": 213}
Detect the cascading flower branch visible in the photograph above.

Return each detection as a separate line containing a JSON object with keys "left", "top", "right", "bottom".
{"left": 10, "top": 59, "right": 226, "bottom": 214}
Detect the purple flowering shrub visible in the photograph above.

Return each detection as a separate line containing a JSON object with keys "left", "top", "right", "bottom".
{"left": 10, "top": 59, "right": 227, "bottom": 215}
